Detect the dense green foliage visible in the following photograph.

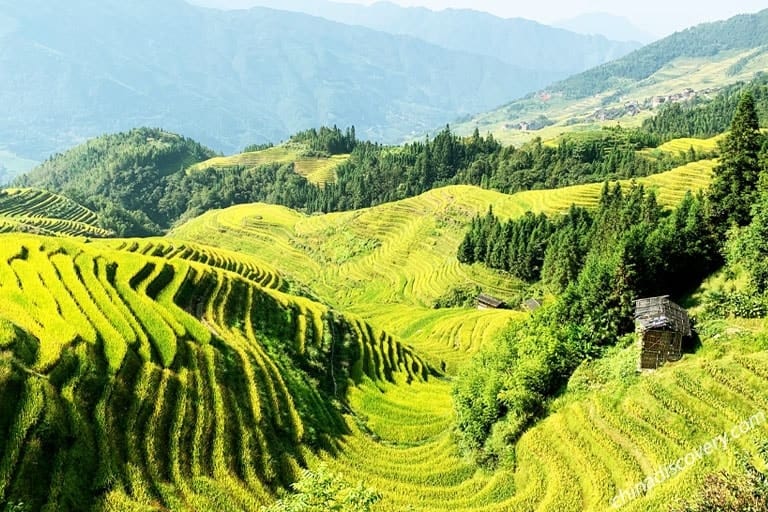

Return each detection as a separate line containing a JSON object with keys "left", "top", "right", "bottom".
{"left": 263, "top": 464, "right": 380, "bottom": 512}
{"left": 708, "top": 92, "right": 766, "bottom": 228}
{"left": 15, "top": 128, "right": 216, "bottom": 236}
{"left": 452, "top": 310, "right": 589, "bottom": 464}
{"left": 457, "top": 128, "right": 701, "bottom": 193}
{"left": 454, "top": 184, "right": 720, "bottom": 461}
{"left": 289, "top": 126, "right": 358, "bottom": 156}
{"left": 548, "top": 9, "right": 768, "bottom": 99}
{"left": 453, "top": 88, "right": 768, "bottom": 466}
{"left": 642, "top": 74, "right": 768, "bottom": 139}
{"left": 17, "top": 105, "right": 722, "bottom": 237}
{"left": 459, "top": 184, "right": 717, "bottom": 294}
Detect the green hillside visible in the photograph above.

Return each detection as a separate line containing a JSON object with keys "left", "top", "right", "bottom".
{"left": 455, "top": 10, "right": 768, "bottom": 145}
{"left": 3, "top": 22, "right": 768, "bottom": 509}
{"left": 189, "top": 145, "right": 349, "bottom": 187}
{"left": 171, "top": 159, "right": 714, "bottom": 368}
{"left": 0, "top": 188, "right": 110, "bottom": 238}
{"left": 166, "top": 153, "right": 768, "bottom": 510}
{"left": 0, "top": 234, "right": 431, "bottom": 510}
{"left": 0, "top": 145, "right": 764, "bottom": 510}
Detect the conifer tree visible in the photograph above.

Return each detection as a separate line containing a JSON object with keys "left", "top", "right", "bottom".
{"left": 708, "top": 91, "right": 763, "bottom": 229}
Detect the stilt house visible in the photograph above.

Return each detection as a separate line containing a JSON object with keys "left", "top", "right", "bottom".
{"left": 634, "top": 295, "right": 691, "bottom": 370}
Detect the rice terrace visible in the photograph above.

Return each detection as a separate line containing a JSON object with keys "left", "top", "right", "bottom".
{"left": 2, "top": 2, "right": 768, "bottom": 512}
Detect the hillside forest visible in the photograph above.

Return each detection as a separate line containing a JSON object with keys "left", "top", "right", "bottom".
{"left": 17, "top": 75, "right": 768, "bottom": 238}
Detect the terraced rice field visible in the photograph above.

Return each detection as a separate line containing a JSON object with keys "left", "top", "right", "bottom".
{"left": 0, "top": 188, "right": 110, "bottom": 237}
{"left": 166, "top": 159, "right": 768, "bottom": 511}
{"left": 171, "top": 159, "right": 714, "bottom": 355}
{"left": 187, "top": 145, "right": 348, "bottom": 186}
{"left": 0, "top": 234, "right": 431, "bottom": 511}
{"left": 170, "top": 159, "right": 714, "bottom": 373}
{"left": 300, "top": 334, "right": 768, "bottom": 512}
{"left": 653, "top": 135, "right": 723, "bottom": 155}
{"left": 1, "top": 156, "right": 748, "bottom": 511}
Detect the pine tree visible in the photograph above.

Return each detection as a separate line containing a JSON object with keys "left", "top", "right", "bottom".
{"left": 709, "top": 91, "right": 763, "bottom": 229}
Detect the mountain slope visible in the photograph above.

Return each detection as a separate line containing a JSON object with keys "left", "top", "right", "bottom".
{"left": 456, "top": 9, "right": 768, "bottom": 144}
{"left": 170, "top": 158, "right": 714, "bottom": 368}
{"left": 1, "top": 0, "right": 572, "bottom": 174}
{"left": 0, "top": 188, "right": 110, "bottom": 237}
{"left": 0, "top": 234, "right": 431, "bottom": 510}
{"left": 195, "top": 0, "right": 640, "bottom": 76}
{"left": 165, "top": 169, "right": 768, "bottom": 511}
{"left": 555, "top": 12, "right": 655, "bottom": 43}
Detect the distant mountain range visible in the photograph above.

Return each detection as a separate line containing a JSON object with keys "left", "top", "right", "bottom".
{"left": 555, "top": 12, "right": 656, "bottom": 44}
{"left": 192, "top": 0, "right": 640, "bottom": 76}
{"left": 0, "top": 0, "right": 638, "bottom": 178}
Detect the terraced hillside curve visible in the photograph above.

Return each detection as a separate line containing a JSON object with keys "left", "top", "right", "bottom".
{"left": 311, "top": 332, "right": 768, "bottom": 511}
{"left": 166, "top": 163, "right": 768, "bottom": 511}
{"left": 171, "top": 160, "right": 714, "bottom": 368}
{"left": 0, "top": 188, "right": 110, "bottom": 238}
{"left": 0, "top": 234, "right": 431, "bottom": 511}
{"left": 188, "top": 145, "right": 349, "bottom": 187}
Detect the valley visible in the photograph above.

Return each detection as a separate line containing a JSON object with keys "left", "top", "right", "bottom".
{"left": 2, "top": 4, "right": 768, "bottom": 511}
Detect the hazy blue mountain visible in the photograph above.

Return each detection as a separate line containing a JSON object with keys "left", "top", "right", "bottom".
{"left": 192, "top": 0, "right": 641, "bottom": 75}
{"left": 0, "top": 0, "right": 558, "bottom": 168}
{"left": 555, "top": 12, "right": 656, "bottom": 44}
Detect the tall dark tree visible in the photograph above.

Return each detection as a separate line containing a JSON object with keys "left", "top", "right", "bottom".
{"left": 708, "top": 91, "right": 763, "bottom": 230}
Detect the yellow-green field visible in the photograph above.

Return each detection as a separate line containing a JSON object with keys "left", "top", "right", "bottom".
{"left": 0, "top": 234, "right": 430, "bottom": 510}
{"left": 188, "top": 145, "right": 348, "bottom": 186}
{"left": 0, "top": 188, "right": 110, "bottom": 237}
{"left": 307, "top": 333, "right": 768, "bottom": 512}
{"left": 171, "top": 158, "right": 715, "bottom": 313}
{"left": 2, "top": 153, "right": 762, "bottom": 511}
{"left": 165, "top": 157, "right": 768, "bottom": 512}
{"left": 640, "top": 135, "right": 724, "bottom": 160}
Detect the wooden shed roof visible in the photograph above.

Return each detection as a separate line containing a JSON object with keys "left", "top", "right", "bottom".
{"left": 477, "top": 293, "right": 505, "bottom": 308}
{"left": 634, "top": 295, "right": 691, "bottom": 337}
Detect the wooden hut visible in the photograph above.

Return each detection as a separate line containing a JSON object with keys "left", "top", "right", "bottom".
{"left": 634, "top": 296, "right": 691, "bottom": 370}
{"left": 476, "top": 293, "right": 505, "bottom": 310}
{"left": 523, "top": 298, "right": 541, "bottom": 311}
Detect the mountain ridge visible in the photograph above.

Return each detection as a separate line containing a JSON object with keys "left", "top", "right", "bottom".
{"left": 0, "top": 0, "right": 636, "bottom": 180}
{"left": 193, "top": 0, "right": 640, "bottom": 75}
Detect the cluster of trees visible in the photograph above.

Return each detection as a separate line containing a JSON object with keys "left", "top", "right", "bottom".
{"left": 456, "top": 128, "right": 700, "bottom": 194}
{"left": 313, "top": 126, "right": 501, "bottom": 211}
{"left": 312, "top": 125, "right": 698, "bottom": 212}
{"left": 16, "top": 76, "right": 766, "bottom": 238}
{"left": 459, "top": 182, "right": 719, "bottom": 296}
{"left": 265, "top": 464, "right": 380, "bottom": 512}
{"left": 15, "top": 128, "right": 218, "bottom": 235}
{"left": 289, "top": 126, "right": 358, "bottom": 156}
{"left": 454, "top": 184, "right": 720, "bottom": 463}
{"left": 453, "top": 90, "right": 768, "bottom": 465}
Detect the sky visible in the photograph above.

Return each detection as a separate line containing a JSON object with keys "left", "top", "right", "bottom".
{"left": 338, "top": 0, "right": 767, "bottom": 37}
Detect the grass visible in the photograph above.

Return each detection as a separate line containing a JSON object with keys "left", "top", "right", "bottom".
{"left": 187, "top": 144, "right": 349, "bottom": 186}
